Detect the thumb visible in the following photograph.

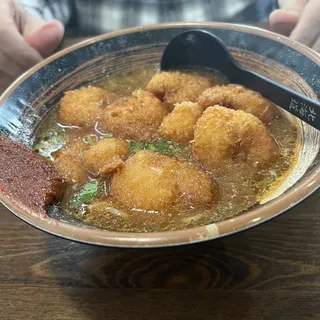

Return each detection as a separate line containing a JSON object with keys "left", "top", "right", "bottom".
{"left": 269, "top": 0, "right": 308, "bottom": 36}
{"left": 22, "top": 13, "right": 64, "bottom": 58}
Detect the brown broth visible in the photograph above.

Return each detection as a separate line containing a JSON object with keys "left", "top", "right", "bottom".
{"left": 35, "top": 66, "right": 299, "bottom": 232}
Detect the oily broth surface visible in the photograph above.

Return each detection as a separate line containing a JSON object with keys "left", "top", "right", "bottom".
{"left": 35, "top": 66, "right": 298, "bottom": 232}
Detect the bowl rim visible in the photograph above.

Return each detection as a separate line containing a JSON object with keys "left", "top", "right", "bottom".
{"left": 0, "top": 21, "right": 319, "bottom": 248}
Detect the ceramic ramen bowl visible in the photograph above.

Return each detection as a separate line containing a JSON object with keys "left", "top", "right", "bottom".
{"left": 0, "top": 22, "right": 319, "bottom": 247}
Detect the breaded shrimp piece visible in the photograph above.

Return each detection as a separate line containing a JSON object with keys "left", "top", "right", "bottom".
{"left": 111, "top": 150, "right": 214, "bottom": 212}
{"left": 111, "top": 150, "right": 178, "bottom": 212}
{"left": 54, "top": 141, "right": 89, "bottom": 184}
{"left": 83, "top": 138, "right": 129, "bottom": 175}
{"left": 192, "top": 106, "right": 279, "bottom": 171}
{"left": 147, "top": 71, "right": 212, "bottom": 110}
{"left": 158, "top": 102, "right": 203, "bottom": 144}
{"left": 59, "top": 86, "right": 118, "bottom": 127}
{"left": 100, "top": 90, "right": 167, "bottom": 142}
{"left": 176, "top": 161, "right": 214, "bottom": 208}
{"left": 197, "top": 84, "right": 273, "bottom": 123}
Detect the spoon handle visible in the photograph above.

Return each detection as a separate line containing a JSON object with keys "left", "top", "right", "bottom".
{"left": 237, "top": 68, "right": 320, "bottom": 130}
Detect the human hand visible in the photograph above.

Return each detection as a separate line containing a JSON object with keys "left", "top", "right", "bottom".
{"left": 0, "top": 0, "right": 64, "bottom": 93}
{"left": 270, "top": 0, "right": 320, "bottom": 52}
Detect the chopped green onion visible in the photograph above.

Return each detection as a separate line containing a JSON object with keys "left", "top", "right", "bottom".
{"left": 148, "top": 145, "right": 157, "bottom": 151}
{"left": 85, "top": 135, "right": 95, "bottom": 146}
{"left": 129, "top": 139, "right": 190, "bottom": 156}
{"left": 263, "top": 179, "right": 275, "bottom": 186}
{"left": 129, "top": 141, "right": 147, "bottom": 153}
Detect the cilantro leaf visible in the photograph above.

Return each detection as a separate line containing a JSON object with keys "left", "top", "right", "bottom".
{"left": 74, "top": 180, "right": 99, "bottom": 204}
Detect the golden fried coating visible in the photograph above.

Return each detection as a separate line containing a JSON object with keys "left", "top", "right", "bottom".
{"left": 192, "top": 106, "right": 279, "bottom": 171}
{"left": 176, "top": 161, "right": 214, "bottom": 208}
{"left": 111, "top": 150, "right": 178, "bottom": 211}
{"left": 103, "top": 91, "right": 120, "bottom": 105}
{"left": 83, "top": 138, "right": 129, "bottom": 175}
{"left": 111, "top": 150, "right": 214, "bottom": 212}
{"left": 54, "top": 141, "right": 89, "bottom": 184}
{"left": 197, "top": 84, "right": 273, "bottom": 123}
{"left": 147, "top": 71, "right": 212, "bottom": 110}
{"left": 59, "top": 86, "right": 118, "bottom": 127}
{"left": 158, "top": 102, "right": 203, "bottom": 144}
{"left": 100, "top": 90, "right": 167, "bottom": 142}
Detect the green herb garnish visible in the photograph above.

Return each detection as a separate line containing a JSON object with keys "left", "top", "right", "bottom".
{"left": 85, "top": 135, "right": 95, "bottom": 146}
{"left": 129, "top": 139, "right": 190, "bottom": 156}
{"left": 34, "top": 129, "right": 66, "bottom": 160}
{"left": 263, "top": 179, "right": 275, "bottom": 186}
{"left": 129, "top": 141, "right": 147, "bottom": 153}
{"left": 74, "top": 180, "right": 99, "bottom": 205}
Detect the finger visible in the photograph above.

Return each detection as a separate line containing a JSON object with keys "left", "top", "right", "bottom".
{"left": 0, "top": 24, "right": 43, "bottom": 69}
{"left": 24, "top": 20, "right": 64, "bottom": 58}
{"left": 289, "top": 0, "right": 320, "bottom": 47}
{"left": 0, "top": 1, "right": 42, "bottom": 91}
{"left": 270, "top": 9, "right": 300, "bottom": 36}
{"left": 18, "top": 5, "right": 48, "bottom": 36}
{"left": 270, "top": 0, "right": 308, "bottom": 36}
{"left": 17, "top": 3, "right": 65, "bottom": 58}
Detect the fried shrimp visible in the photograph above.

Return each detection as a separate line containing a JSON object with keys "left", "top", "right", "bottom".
{"left": 83, "top": 138, "right": 129, "bottom": 175}
{"left": 100, "top": 90, "right": 167, "bottom": 142}
{"left": 54, "top": 141, "right": 89, "bottom": 184}
{"left": 197, "top": 84, "right": 273, "bottom": 123}
{"left": 147, "top": 71, "right": 212, "bottom": 110}
{"left": 111, "top": 150, "right": 178, "bottom": 212}
{"left": 111, "top": 150, "right": 214, "bottom": 212}
{"left": 175, "top": 161, "right": 214, "bottom": 208}
{"left": 192, "top": 106, "right": 279, "bottom": 171}
{"left": 59, "top": 86, "right": 117, "bottom": 127}
{"left": 158, "top": 101, "right": 203, "bottom": 144}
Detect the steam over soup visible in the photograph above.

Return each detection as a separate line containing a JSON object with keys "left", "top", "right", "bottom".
{"left": 34, "top": 67, "right": 299, "bottom": 232}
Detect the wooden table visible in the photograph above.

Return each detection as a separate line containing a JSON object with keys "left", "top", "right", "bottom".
{"left": 1, "top": 33, "right": 320, "bottom": 320}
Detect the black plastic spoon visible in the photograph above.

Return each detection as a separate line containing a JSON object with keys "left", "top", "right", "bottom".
{"left": 161, "top": 30, "right": 320, "bottom": 130}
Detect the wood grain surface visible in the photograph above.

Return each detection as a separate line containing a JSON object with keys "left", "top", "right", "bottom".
{"left": 1, "top": 189, "right": 319, "bottom": 320}
{"left": 1, "top": 30, "right": 320, "bottom": 320}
